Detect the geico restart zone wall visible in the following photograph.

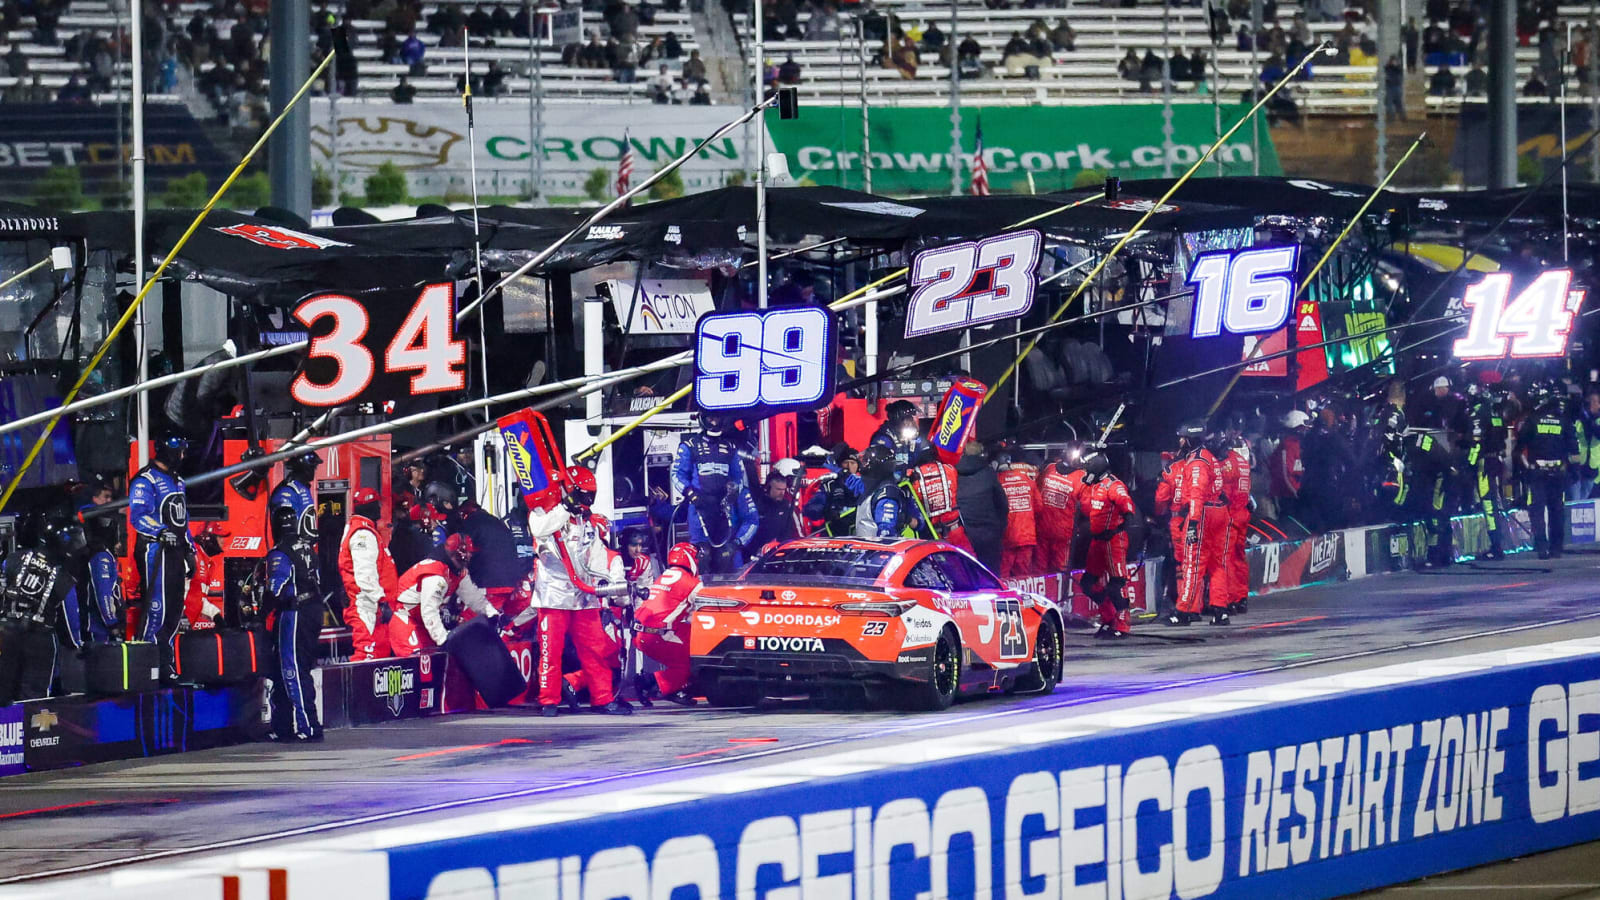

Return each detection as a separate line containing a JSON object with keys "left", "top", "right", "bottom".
{"left": 395, "top": 638, "right": 1600, "bottom": 900}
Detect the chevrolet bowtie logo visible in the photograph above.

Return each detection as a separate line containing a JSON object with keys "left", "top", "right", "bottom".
{"left": 30, "top": 709, "right": 57, "bottom": 732}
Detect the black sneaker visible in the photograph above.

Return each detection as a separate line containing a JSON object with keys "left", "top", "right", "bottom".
{"left": 1165, "top": 612, "right": 1190, "bottom": 626}
{"left": 560, "top": 680, "right": 583, "bottom": 712}
{"left": 665, "top": 689, "right": 698, "bottom": 707}
{"left": 633, "top": 673, "right": 661, "bottom": 708}
{"left": 1233, "top": 598, "right": 1248, "bottom": 615}
{"left": 1482, "top": 550, "right": 1504, "bottom": 561}
{"left": 598, "top": 699, "right": 634, "bottom": 715}
{"left": 1208, "top": 607, "right": 1230, "bottom": 626}
{"left": 540, "top": 704, "right": 559, "bottom": 718}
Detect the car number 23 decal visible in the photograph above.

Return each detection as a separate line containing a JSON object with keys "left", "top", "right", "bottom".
{"left": 905, "top": 230, "right": 1042, "bottom": 338}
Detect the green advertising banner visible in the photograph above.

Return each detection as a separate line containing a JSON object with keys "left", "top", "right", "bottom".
{"left": 767, "top": 103, "right": 1282, "bottom": 195}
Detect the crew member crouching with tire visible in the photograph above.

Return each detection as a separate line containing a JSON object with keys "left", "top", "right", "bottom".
{"left": 389, "top": 534, "right": 490, "bottom": 656}
{"left": 631, "top": 542, "right": 704, "bottom": 707}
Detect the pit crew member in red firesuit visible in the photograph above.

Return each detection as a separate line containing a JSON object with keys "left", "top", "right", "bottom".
{"left": 1221, "top": 422, "right": 1253, "bottom": 615}
{"left": 517, "top": 466, "right": 633, "bottom": 716}
{"left": 1156, "top": 422, "right": 1204, "bottom": 614}
{"left": 631, "top": 542, "right": 705, "bottom": 706}
{"left": 184, "top": 522, "right": 227, "bottom": 630}
{"left": 1170, "top": 428, "right": 1234, "bottom": 627}
{"left": 340, "top": 488, "right": 397, "bottom": 660}
{"left": 1078, "top": 449, "right": 1138, "bottom": 639}
{"left": 997, "top": 450, "right": 1042, "bottom": 577}
{"left": 389, "top": 534, "right": 492, "bottom": 656}
{"left": 1036, "top": 445, "right": 1084, "bottom": 574}
{"left": 907, "top": 447, "right": 960, "bottom": 541}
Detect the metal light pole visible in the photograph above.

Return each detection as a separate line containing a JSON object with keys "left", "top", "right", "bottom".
{"left": 1250, "top": 0, "right": 1261, "bottom": 174}
{"left": 529, "top": 1, "right": 544, "bottom": 202}
{"left": 130, "top": 0, "right": 148, "bottom": 465}
{"left": 754, "top": 0, "right": 767, "bottom": 307}
{"left": 1487, "top": 0, "right": 1516, "bottom": 188}
{"left": 858, "top": 17, "right": 871, "bottom": 192}
{"left": 1161, "top": 0, "right": 1174, "bottom": 177}
{"left": 948, "top": 0, "right": 962, "bottom": 196}
{"left": 1590, "top": 1, "right": 1599, "bottom": 182}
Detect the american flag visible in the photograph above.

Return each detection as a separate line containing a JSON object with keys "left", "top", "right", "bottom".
{"left": 970, "top": 117, "right": 990, "bottom": 196}
{"left": 616, "top": 128, "right": 633, "bottom": 196}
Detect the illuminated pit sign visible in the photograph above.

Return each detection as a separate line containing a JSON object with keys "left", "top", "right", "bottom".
{"left": 1452, "top": 270, "right": 1584, "bottom": 361}
{"left": 693, "top": 307, "right": 836, "bottom": 414}
{"left": 1187, "top": 245, "right": 1302, "bottom": 339}
{"left": 905, "top": 230, "right": 1042, "bottom": 338}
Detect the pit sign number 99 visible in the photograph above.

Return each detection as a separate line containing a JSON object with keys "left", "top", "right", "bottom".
{"left": 694, "top": 307, "right": 834, "bottom": 412}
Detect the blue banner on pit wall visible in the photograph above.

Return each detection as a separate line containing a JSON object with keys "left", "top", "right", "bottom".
{"left": 389, "top": 651, "right": 1600, "bottom": 900}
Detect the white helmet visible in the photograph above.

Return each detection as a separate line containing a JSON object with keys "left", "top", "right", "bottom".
{"left": 773, "top": 458, "right": 804, "bottom": 478}
{"left": 1281, "top": 410, "right": 1311, "bottom": 429}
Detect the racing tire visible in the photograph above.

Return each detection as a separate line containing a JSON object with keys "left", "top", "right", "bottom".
{"left": 902, "top": 629, "right": 961, "bottom": 711}
{"left": 1012, "top": 614, "right": 1063, "bottom": 694}
{"left": 702, "top": 676, "right": 759, "bottom": 709}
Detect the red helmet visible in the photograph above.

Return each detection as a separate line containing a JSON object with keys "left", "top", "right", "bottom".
{"left": 564, "top": 465, "right": 598, "bottom": 512}
{"left": 201, "top": 521, "right": 229, "bottom": 537}
{"left": 352, "top": 487, "right": 379, "bottom": 506}
{"left": 444, "top": 533, "right": 476, "bottom": 565}
{"left": 666, "top": 542, "right": 701, "bottom": 576}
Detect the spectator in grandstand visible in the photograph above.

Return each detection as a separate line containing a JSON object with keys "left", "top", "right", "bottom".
{"left": 401, "top": 31, "right": 426, "bottom": 71}
{"left": 581, "top": 34, "right": 608, "bottom": 68}
{"left": 1384, "top": 54, "right": 1406, "bottom": 120}
{"left": 482, "top": 61, "right": 507, "bottom": 96}
{"left": 649, "top": 64, "right": 674, "bottom": 101}
{"left": 1403, "top": 17, "right": 1420, "bottom": 71}
{"left": 334, "top": 26, "right": 359, "bottom": 96}
{"left": 1117, "top": 47, "right": 1142, "bottom": 83}
{"left": 491, "top": 4, "right": 514, "bottom": 35}
{"left": 958, "top": 34, "right": 982, "bottom": 62}
{"left": 778, "top": 54, "right": 801, "bottom": 84}
{"left": 805, "top": 4, "right": 840, "bottom": 38}
{"left": 611, "top": 2, "right": 638, "bottom": 40}
{"left": 684, "top": 48, "right": 707, "bottom": 81}
{"left": 889, "top": 28, "right": 919, "bottom": 77}
{"left": 1428, "top": 63, "right": 1456, "bottom": 96}
{"left": 1464, "top": 61, "right": 1487, "bottom": 95}
{"left": 391, "top": 75, "right": 417, "bottom": 103}
{"left": 1523, "top": 70, "right": 1549, "bottom": 97}
{"left": 664, "top": 31, "right": 683, "bottom": 59}
{"left": 1003, "top": 32, "right": 1029, "bottom": 60}
{"left": 1236, "top": 23, "right": 1252, "bottom": 51}
{"left": 860, "top": 3, "right": 887, "bottom": 41}
{"left": 57, "top": 74, "right": 89, "bottom": 103}
{"left": 1140, "top": 49, "right": 1163, "bottom": 91}
{"left": 690, "top": 81, "right": 711, "bottom": 104}
{"left": 1189, "top": 47, "right": 1209, "bottom": 83}
{"left": 1168, "top": 47, "right": 1190, "bottom": 82}
{"left": 1051, "top": 19, "right": 1074, "bottom": 52}
{"left": 3, "top": 43, "right": 24, "bottom": 78}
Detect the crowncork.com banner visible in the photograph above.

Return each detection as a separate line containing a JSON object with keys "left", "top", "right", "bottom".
{"left": 766, "top": 103, "right": 1283, "bottom": 194}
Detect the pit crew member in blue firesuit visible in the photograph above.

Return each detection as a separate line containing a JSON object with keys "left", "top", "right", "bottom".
{"left": 265, "top": 504, "right": 323, "bottom": 741}
{"left": 671, "top": 413, "right": 758, "bottom": 572}
{"left": 130, "top": 435, "right": 192, "bottom": 678}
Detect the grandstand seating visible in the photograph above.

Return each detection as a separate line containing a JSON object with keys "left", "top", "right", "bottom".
{"left": 0, "top": 0, "right": 1586, "bottom": 110}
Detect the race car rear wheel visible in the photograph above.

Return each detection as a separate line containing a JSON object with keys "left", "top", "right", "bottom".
{"left": 903, "top": 629, "right": 960, "bottom": 711}
{"left": 702, "top": 676, "right": 758, "bottom": 708}
{"left": 1013, "top": 614, "right": 1062, "bottom": 694}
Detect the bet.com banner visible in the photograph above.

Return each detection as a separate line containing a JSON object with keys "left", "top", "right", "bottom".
{"left": 386, "top": 647, "right": 1600, "bottom": 900}
{"left": 766, "top": 103, "right": 1283, "bottom": 195}
{"left": 308, "top": 100, "right": 752, "bottom": 197}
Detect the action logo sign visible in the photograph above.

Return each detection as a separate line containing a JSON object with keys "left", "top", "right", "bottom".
{"left": 928, "top": 377, "right": 988, "bottom": 465}
{"left": 291, "top": 283, "right": 467, "bottom": 407}
{"left": 905, "top": 230, "right": 1042, "bottom": 338}
{"left": 1188, "top": 245, "right": 1301, "bottom": 338}
{"left": 693, "top": 307, "right": 836, "bottom": 415}
{"left": 1453, "top": 270, "right": 1583, "bottom": 360}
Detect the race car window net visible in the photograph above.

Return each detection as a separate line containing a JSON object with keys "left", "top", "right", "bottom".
{"left": 713, "top": 546, "right": 896, "bottom": 587}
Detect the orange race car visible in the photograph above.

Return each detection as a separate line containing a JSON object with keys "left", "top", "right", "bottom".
{"left": 689, "top": 537, "right": 1065, "bottom": 710}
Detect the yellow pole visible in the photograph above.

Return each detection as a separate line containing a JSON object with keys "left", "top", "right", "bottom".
{"left": 573, "top": 191, "right": 1112, "bottom": 464}
{"left": 0, "top": 53, "right": 334, "bottom": 513}
{"left": 1204, "top": 131, "right": 1427, "bottom": 419}
{"left": 989, "top": 41, "right": 1335, "bottom": 398}
{"left": 0, "top": 258, "right": 49, "bottom": 294}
